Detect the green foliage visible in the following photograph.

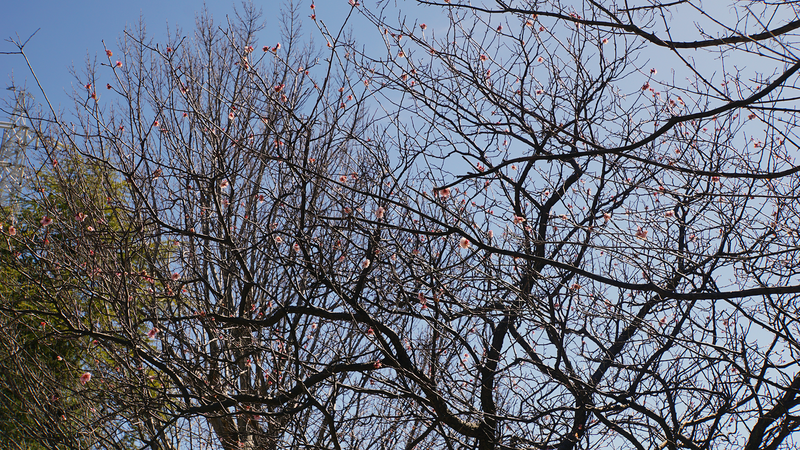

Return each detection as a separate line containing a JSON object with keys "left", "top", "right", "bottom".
{"left": 0, "top": 216, "right": 86, "bottom": 449}
{"left": 0, "top": 155, "right": 144, "bottom": 450}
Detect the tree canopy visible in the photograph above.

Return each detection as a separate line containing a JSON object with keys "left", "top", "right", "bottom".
{"left": 3, "top": 1, "right": 800, "bottom": 449}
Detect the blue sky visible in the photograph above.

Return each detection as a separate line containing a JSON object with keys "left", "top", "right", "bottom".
{"left": 2, "top": 0, "right": 773, "bottom": 113}
{"left": 2, "top": 0, "right": 793, "bottom": 144}
{"left": 1, "top": 1, "right": 216, "bottom": 108}
{"left": 0, "top": 0, "right": 383, "bottom": 112}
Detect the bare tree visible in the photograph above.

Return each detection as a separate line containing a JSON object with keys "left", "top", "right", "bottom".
{"left": 4, "top": 0, "right": 800, "bottom": 449}
{"left": 347, "top": 1, "right": 800, "bottom": 449}
{"left": 3, "top": 3, "right": 399, "bottom": 449}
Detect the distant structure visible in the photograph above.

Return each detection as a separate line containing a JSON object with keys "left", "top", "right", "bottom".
{"left": 0, "top": 89, "right": 35, "bottom": 217}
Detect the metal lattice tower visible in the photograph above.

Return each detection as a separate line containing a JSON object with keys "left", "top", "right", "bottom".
{"left": 0, "top": 90, "right": 35, "bottom": 218}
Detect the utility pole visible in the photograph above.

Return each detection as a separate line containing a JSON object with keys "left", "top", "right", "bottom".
{"left": 0, "top": 89, "right": 35, "bottom": 219}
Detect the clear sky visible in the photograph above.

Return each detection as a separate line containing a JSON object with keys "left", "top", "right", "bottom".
{"left": 0, "top": 0, "right": 383, "bottom": 113}
{"left": 2, "top": 0, "right": 791, "bottom": 125}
